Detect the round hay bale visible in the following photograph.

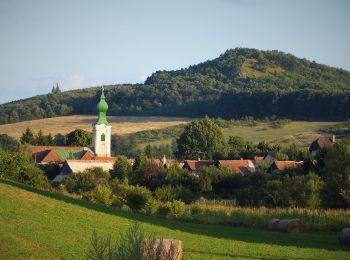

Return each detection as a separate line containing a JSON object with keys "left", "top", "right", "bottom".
{"left": 267, "top": 218, "right": 280, "bottom": 231}
{"left": 142, "top": 239, "right": 182, "bottom": 260}
{"left": 277, "top": 219, "right": 301, "bottom": 233}
{"left": 339, "top": 228, "right": 350, "bottom": 246}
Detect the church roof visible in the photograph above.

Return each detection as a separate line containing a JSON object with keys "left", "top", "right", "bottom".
{"left": 32, "top": 146, "right": 94, "bottom": 164}
{"left": 95, "top": 87, "right": 111, "bottom": 126}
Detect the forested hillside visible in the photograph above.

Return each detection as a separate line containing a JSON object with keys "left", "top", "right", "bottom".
{"left": 1, "top": 48, "right": 350, "bottom": 124}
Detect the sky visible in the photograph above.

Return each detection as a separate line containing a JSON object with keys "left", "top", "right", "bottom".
{"left": 0, "top": 0, "right": 349, "bottom": 104}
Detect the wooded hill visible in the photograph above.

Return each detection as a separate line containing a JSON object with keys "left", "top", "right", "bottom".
{"left": 1, "top": 48, "right": 350, "bottom": 124}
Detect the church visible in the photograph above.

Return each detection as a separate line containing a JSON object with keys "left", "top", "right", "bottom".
{"left": 32, "top": 87, "right": 120, "bottom": 182}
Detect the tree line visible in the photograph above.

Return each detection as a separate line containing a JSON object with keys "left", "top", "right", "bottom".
{"left": 1, "top": 48, "right": 350, "bottom": 124}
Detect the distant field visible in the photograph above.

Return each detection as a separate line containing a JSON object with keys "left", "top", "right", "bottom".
{"left": 137, "top": 121, "right": 340, "bottom": 148}
{"left": 0, "top": 115, "right": 342, "bottom": 148}
{"left": 1, "top": 181, "right": 349, "bottom": 260}
{"left": 221, "top": 121, "right": 338, "bottom": 147}
{"left": 0, "top": 115, "right": 192, "bottom": 139}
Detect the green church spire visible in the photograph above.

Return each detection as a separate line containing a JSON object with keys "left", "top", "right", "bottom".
{"left": 95, "top": 87, "right": 111, "bottom": 125}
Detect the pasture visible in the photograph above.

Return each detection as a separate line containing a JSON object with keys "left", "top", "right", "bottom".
{"left": 0, "top": 181, "right": 349, "bottom": 260}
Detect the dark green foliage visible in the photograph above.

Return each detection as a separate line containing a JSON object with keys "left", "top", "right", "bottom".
{"left": 20, "top": 128, "right": 35, "bottom": 144}
{"left": 144, "top": 144, "right": 174, "bottom": 159}
{"left": 320, "top": 140, "right": 350, "bottom": 209}
{"left": 63, "top": 171, "right": 96, "bottom": 193}
{"left": 176, "top": 117, "right": 227, "bottom": 159}
{"left": 20, "top": 128, "right": 55, "bottom": 146}
{"left": 86, "top": 222, "right": 145, "bottom": 260}
{"left": 0, "top": 134, "right": 19, "bottom": 152}
{"left": 231, "top": 171, "right": 324, "bottom": 208}
{"left": 0, "top": 149, "right": 50, "bottom": 189}
{"left": 124, "top": 186, "right": 153, "bottom": 211}
{"left": 91, "top": 184, "right": 113, "bottom": 206}
{"left": 2, "top": 48, "right": 350, "bottom": 126}
{"left": 112, "top": 134, "right": 140, "bottom": 157}
{"left": 159, "top": 200, "right": 186, "bottom": 218}
{"left": 111, "top": 156, "right": 132, "bottom": 181}
{"left": 154, "top": 185, "right": 192, "bottom": 203}
{"left": 134, "top": 161, "right": 166, "bottom": 191}
{"left": 64, "top": 129, "right": 92, "bottom": 146}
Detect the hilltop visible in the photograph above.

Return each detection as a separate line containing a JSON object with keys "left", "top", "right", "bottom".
{"left": 1, "top": 48, "right": 350, "bottom": 124}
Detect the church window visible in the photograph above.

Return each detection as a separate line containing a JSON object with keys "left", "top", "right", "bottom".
{"left": 101, "top": 133, "right": 106, "bottom": 142}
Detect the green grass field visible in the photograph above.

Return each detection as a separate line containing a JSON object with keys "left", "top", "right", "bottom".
{"left": 1, "top": 181, "right": 349, "bottom": 259}
{"left": 221, "top": 121, "right": 337, "bottom": 146}
{"left": 136, "top": 121, "right": 340, "bottom": 149}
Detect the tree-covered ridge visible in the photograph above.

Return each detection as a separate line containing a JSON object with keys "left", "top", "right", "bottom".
{"left": 1, "top": 48, "right": 350, "bottom": 124}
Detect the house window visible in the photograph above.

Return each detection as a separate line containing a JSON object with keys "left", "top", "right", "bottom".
{"left": 101, "top": 133, "right": 106, "bottom": 143}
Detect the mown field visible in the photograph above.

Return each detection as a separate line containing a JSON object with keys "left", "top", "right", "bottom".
{"left": 0, "top": 181, "right": 349, "bottom": 260}
{"left": 0, "top": 115, "right": 342, "bottom": 148}
{"left": 0, "top": 115, "right": 192, "bottom": 139}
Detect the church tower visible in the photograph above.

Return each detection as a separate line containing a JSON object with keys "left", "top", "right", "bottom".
{"left": 92, "top": 87, "right": 112, "bottom": 157}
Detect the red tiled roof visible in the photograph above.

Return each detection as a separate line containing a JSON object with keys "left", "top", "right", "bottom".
{"left": 66, "top": 159, "right": 116, "bottom": 163}
{"left": 184, "top": 160, "right": 216, "bottom": 171}
{"left": 94, "top": 156, "right": 117, "bottom": 161}
{"left": 32, "top": 146, "right": 83, "bottom": 153}
{"left": 218, "top": 160, "right": 255, "bottom": 174}
{"left": 273, "top": 161, "right": 304, "bottom": 171}
{"left": 254, "top": 156, "right": 264, "bottom": 161}
{"left": 40, "top": 150, "right": 62, "bottom": 163}
{"left": 80, "top": 150, "right": 95, "bottom": 160}
{"left": 309, "top": 137, "right": 335, "bottom": 151}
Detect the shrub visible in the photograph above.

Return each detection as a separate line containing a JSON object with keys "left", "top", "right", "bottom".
{"left": 141, "top": 198, "right": 159, "bottom": 215}
{"left": 111, "top": 196, "right": 124, "bottom": 208}
{"left": 154, "top": 185, "right": 177, "bottom": 202}
{"left": 63, "top": 171, "right": 96, "bottom": 194}
{"left": 92, "top": 184, "right": 113, "bottom": 206}
{"left": 111, "top": 156, "right": 132, "bottom": 182}
{"left": 159, "top": 200, "right": 186, "bottom": 218}
{"left": 125, "top": 186, "right": 153, "bottom": 211}
{"left": 155, "top": 185, "right": 195, "bottom": 204}
{"left": 86, "top": 222, "right": 144, "bottom": 260}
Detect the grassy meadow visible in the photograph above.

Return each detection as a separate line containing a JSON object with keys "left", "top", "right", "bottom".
{"left": 221, "top": 121, "right": 336, "bottom": 146}
{"left": 136, "top": 120, "right": 340, "bottom": 149}
{"left": 1, "top": 180, "right": 349, "bottom": 260}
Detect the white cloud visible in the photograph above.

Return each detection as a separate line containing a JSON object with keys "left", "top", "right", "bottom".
{"left": 67, "top": 74, "right": 84, "bottom": 89}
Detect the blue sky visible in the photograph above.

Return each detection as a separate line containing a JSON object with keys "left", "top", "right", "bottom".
{"left": 0, "top": 0, "right": 349, "bottom": 104}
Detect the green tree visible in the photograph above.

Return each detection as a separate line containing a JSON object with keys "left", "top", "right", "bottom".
{"left": 20, "top": 128, "right": 35, "bottom": 145}
{"left": 112, "top": 156, "right": 132, "bottom": 182}
{"left": 43, "top": 133, "right": 55, "bottom": 146}
{"left": 0, "top": 134, "right": 19, "bottom": 152}
{"left": 321, "top": 140, "right": 350, "bottom": 209}
{"left": 64, "top": 129, "right": 92, "bottom": 146}
{"left": 35, "top": 130, "right": 46, "bottom": 145}
{"left": 176, "top": 117, "right": 227, "bottom": 159}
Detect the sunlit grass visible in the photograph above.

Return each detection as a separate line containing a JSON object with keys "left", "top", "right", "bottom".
{"left": 1, "top": 181, "right": 349, "bottom": 259}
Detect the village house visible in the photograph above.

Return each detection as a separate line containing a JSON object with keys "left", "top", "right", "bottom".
{"left": 309, "top": 135, "right": 335, "bottom": 156}
{"left": 32, "top": 146, "right": 95, "bottom": 165}
{"left": 32, "top": 87, "right": 323, "bottom": 182}
{"left": 182, "top": 160, "right": 216, "bottom": 173}
{"left": 267, "top": 160, "right": 304, "bottom": 173}
{"left": 217, "top": 160, "right": 256, "bottom": 175}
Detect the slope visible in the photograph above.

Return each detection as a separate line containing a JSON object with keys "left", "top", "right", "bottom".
{"left": 0, "top": 180, "right": 349, "bottom": 259}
